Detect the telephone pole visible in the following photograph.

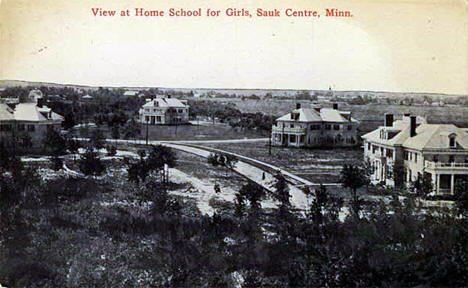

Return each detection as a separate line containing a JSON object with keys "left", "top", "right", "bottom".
{"left": 145, "top": 117, "right": 149, "bottom": 146}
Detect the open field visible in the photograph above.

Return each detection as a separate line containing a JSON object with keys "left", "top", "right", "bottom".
{"left": 199, "top": 141, "right": 363, "bottom": 185}
{"left": 191, "top": 98, "right": 468, "bottom": 132}
{"left": 143, "top": 123, "right": 267, "bottom": 141}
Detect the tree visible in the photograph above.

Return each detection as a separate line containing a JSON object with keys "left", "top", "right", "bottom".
{"left": 147, "top": 145, "right": 176, "bottom": 173}
{"left": 127, "top": 145, "right": 176, "bottom": 183}
{"left": 89, "top": 129, "right": 105, "bottom": 150}
{"left": 454, "top": 178, "right": 468, "bottom": 216}
{"left": 0, "top": 142, "right": 15, "bottom": 170}
{"left": 62, "top": 111, "right": 76, "bottom": 130}
{"left": 410, "top": 172, "right": 433, "bottom": 198}
{"left": 52, "top": 156, "right": 63, "bottom": 171}
{"left": 111, "top": 124, "right": 120, "bottom": 139}
{"left": 67, "top": 138, "right": 81, "bottom": 155}
{"left": 214, "top": 182, "right": 221, "bottom": 194}
{"left": 42, "top": 129, "right": 67, "bottom": 156}
{"left": 309, "top": 184, "right": 328, "bottom": 224}
{"left": 239, "top": 181, "right": 265, "bottom": 214}
{"left": 122, "top": 118, "right": 141, "bottom": 140}
{"left": 274, "top": 172, "right": 290, "bottom": 206}
{"left": 362, "top": 159, "right": 374, "bottom": 191}
{"left": 340, "top": 164, "right": 367, "bottom": 215}
{"left": 106, "top": 145, "right": 117, "bottom": 156}
{"left": 79, "top": 147, "right": 105, "bottom": 177}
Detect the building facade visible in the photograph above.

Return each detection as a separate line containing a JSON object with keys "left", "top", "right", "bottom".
{"left": 362, "top": 114, "right": 468, "bottom": 195}
{"left": 0, "top": 95, "right": 64, "bottom": 149}
{"left": 138, "top": 96, "right": 189, "bottom": 125}
{"left": 271, "top": 104, "right": 359, "bottom": 148}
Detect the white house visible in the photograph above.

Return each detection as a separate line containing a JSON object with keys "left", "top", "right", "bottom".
{"left": 138, "top": 96, "right": 189, "bottom": 125}
{"left": 0, "top": 94, "right": 63, "bottom": 149}
{"left": 362, "top": 114, "right": 468, "bottom": 195}
{"left": 271, "top": 103, "right": 359, "bottom": 148}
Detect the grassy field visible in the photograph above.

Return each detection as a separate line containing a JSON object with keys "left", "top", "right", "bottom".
{"left": 191, "top": 98, "right": 468, "bottom": 132}
{"left": 199, "top": 141, "right": 363, "bottom": 184}
{"left": 138, "top": 122, "right": 268, "bottom": 141}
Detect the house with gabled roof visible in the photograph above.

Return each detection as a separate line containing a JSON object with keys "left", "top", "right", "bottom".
{"left": 362, "top": 114, "right": 468, "bottom": 195}
{"left": 271, "top": 103, "right": 359, "bottom": 148}
{"left": 138, "top": 95, "right": 189, "bottom": 125}
{"left": 0, "top": 93, "right": 63, "bottom": 149}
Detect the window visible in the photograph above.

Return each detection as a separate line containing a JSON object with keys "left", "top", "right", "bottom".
{"left": 300, "top": 135, "right": 305, "bottom": 143}
{"left": 145, "top": 116, "right": 149, "bottom": 122}
{"left": 333, "top": 125, "right": 340, "bottom": 130}
{"left": 386, "top": 149, "right": 393, "bottom": 158}
{"left": 156, "top": 116, "right": 161, "bottom": 122}
{"left": 414, "top": 153, "right": 418, "bottom": 163}
{"left": 347, "top": 125, "right": 352, "bottom": 131}
{"left": 289, "top": 134, "right": 296, "bottom": 143}
{"left": 27, "top": 125, "right": 35, "bottom": 132}
{"left": 367, "top": 143, "right": 371, "bottom": 150}
{"left": 0, "top": 124, "right": 12, "bottom": 131}
{"left": 290, "top": 124, "right": 294, "bottom": 128}
{"left": 17, "top": 124, "right": 25, "bottom": 131}
{"left": 325, "top": 124, "right": 331, "bottom": 130}
{"left": 449, "top": 155, "right": 455, "bottom": 163}
{"left": 433, "top": 155, "right": 439, "bottom": 162}
{"left": 449, "top": 136, "right": 456, "bottom": 148}
{"left": 404, "top": 151, "right": 409, "bottom": 160}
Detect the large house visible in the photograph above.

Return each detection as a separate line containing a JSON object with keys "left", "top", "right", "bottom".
{"left": 271, "top": 103, "right": 359, "bottom": 148}
{"left": 362, "top": 114, "right": 468, "bottom": 195}
{"left": 0, "top": 93, "right": 63, "bottom": 149}
{"left": 138, "top": 96, "right": 189, "bottom": 125}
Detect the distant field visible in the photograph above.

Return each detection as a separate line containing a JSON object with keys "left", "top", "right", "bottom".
{"left": 199, "top": 141, "right": 363, "bottom": 184}
{"left": 138, "top": 123, "right": 267, "bottom": 141}
{"left": 192, "top": 98, "right": 468, "bottom": 132}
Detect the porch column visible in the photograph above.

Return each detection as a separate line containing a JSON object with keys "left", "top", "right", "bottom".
{"left": 436, "top": 174, "right": 440, "bottom": 195}
{"left": 450, "top": 174, "right": 455, "bottom": 195}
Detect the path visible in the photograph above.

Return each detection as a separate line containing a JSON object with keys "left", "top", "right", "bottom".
{"left": 78, "top": 138, "right": 315, "bottom": 210}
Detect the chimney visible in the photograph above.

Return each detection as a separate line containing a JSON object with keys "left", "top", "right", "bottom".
{"left": 384, "top": 114, "right": 393, "bottom": 127}
{"left": 333, "top": 103, "right": 338, "bottom": 110}
{"left": 410, "top": 116, "right": 416, "bottom": 137}
{"left": 296, "top": 103, "right": 301, "bottom": 109}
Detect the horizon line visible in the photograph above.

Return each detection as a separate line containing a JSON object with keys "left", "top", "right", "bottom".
{"left": 1, "top": 78, "right": 467, "bottom": 97}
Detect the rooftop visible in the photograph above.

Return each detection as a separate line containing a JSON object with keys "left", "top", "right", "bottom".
{"left": 143, "top": 96, "right": 188, "bottom": 108}
{"left": 0, "top": 102, "right": 63, "bottom": 123}
{"left": 276, "top": 107, "right": 358, "bottom": 123}
{"left": 362, "top": 116, "right": 468, "bottom": 150}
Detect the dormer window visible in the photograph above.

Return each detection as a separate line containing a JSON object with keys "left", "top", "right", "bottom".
{"left": 449, "top": 135, "right": 456, "bottom": 148}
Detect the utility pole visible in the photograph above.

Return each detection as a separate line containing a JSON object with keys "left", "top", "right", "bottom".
{"left": 145, "top": 117, "right": 149, "bottom": 146}
{"left": 269, "top": 102, "right": 272, "bottom": 155}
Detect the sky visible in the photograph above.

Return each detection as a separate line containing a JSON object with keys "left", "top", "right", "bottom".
{"left": 0, "top": 0, "right": 467, "bottom": 94}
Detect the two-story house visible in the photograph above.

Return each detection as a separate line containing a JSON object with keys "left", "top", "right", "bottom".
{"left": 138, "top": 96, "right": 189, "bottom": 125}
{"left": 362, "top": 114, "right": 468, "bottom": 195}
{"left": 0, "top": 94, "right": 64, "bottom": 149}
{"left": 271, "top": 103, "right": 359, "bottom": 148}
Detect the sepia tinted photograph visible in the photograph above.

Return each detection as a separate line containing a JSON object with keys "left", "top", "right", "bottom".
{"left": 0, "top": 0, "right": 467, "bottom": 287}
